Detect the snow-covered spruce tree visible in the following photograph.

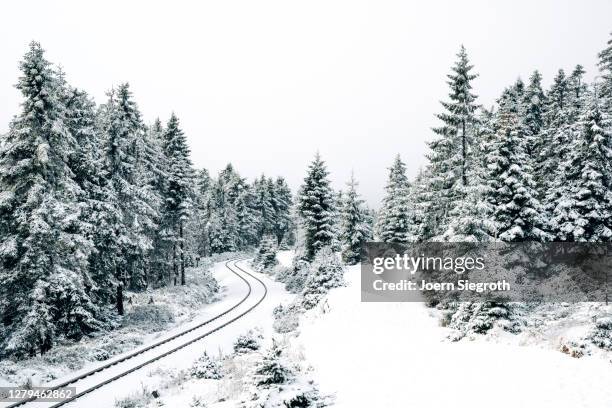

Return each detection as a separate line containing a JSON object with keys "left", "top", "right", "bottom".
{"left": 537, "top": 70, "right": 573, "bottom": 200}
{"left": 98, "top": 83, "right": 158, "bottom": 313}
{"left": 207, "top": 178, "right": 238, "bottom": 254}
{"left": 597, "top": 31, "right": 612, "bottom": 101}
{"left": 185, "top": 168, "right": 213, "bottom": 262}
{"left": 190, "top": 351, "right": 223, "bottom": 379}
{"left": 253, "top": 174, "right": 276, "bottom": 240}
{"left": 61, "top": 85, "right": 124, "bottom": 304}
{"left": 405, "top": 167, "right": 434, "bottom": 242}
{"left": 425, "top": 46, "right": 480, "bottom": 237}
{"left": 340, "top": 173, "right": 372, "bottom": 264}
{"left": 443, "top": 152, "right": 494, "bottom": 242}
{"left": 522, "top": 71, "right": 547, "bottom": 161}
{"left": 162, "top": 113, "right": 194, "bottom": 285}
{"left": 442, "top": 102, "right": 496, "bottom": 242}
{"left": 485, "top": 93, "right": 548, "bottom": 242}
{"left": 297, "top": 153, "right": 337, "bottom": 260}
{"left": 0, "top": 42, "right": 100, "bottom": 356}
{"left": 541, "top": 68, "right": 591, "bottom": 236}
{"left": 255, "top": 340, "right": 294, "bottom": 386}
{"left": 376, "top": 155, "right": 413, "bottom": 243}
{"left": 253, "top": 235, "right": 278, "bottom": 272}
{"left": 569, "top": 65, "right": 588, "bottom": 114}
{"left": 235, "top": 187, "right": 259, "bottom": 248}
{"left": 272, "top": 177, "right": 294, "bottom": 247}
{"left": 233, "top": 329, "right": 262, "bottom": 353}
{"left": 302, "top": 247, "right": 345, "bottom": 309}
{"left": 147, "top": 119, "right": 176, "bottom": 283}
{"left": 552, "top": 89, "right": 612, "bottom": 241}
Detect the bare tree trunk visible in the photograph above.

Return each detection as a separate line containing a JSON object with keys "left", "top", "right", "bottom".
{"left": 461, "top": 120, "right": 467, "bottom": 186}
{"left": 117, "top": 281, "right": 124, "bottom": 316}
{"left": 173, "top": 243, "right": 178, "bottom": 286}
{"left": 180, "top": 221, "right": 186, "bottom": 285}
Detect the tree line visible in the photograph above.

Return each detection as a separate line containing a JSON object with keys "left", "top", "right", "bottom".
{"left": 376, "top": 33, "right": 612, "bottom": 244}
{"left": 0, "top": 42, "right": 294, "bottom": 357}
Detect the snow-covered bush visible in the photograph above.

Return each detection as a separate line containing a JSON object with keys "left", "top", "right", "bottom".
{"left": 281, "top": 386, "right": 332, "bottom": 408}
{"left": 114, "top": 384, "right": 154, "bottom": 408}
{"left": 122, "top": 304, "right": 175, "bottom": 329}
{"left": 302, "top": 247, "right": 345, "bottom": 298}
{"left": 190, "top": 351, "right": 223, "bottom": 379}
{"left": 276, "top": 259, "right": 311, "bottom": 294}
{"left": 272, "top": 303, "right": 301, "bottom": 334}
{"left": 253, "top": 235, "right": 279, "bottom": 272}
{"left": 254, "top": 341, "right": 294, "bottom": 386}
{"left": 447, "top": 302, "right": 521, "bottom": 340}
{"left": 586, "top": 317, "right": 612, "bottom": 351}
{"left": 90, "top": 348, "right": 111, "bottom": 362}
{"left": 189, "top": 396, "right": 207, "bottom": 407}
{"left": 233, "top": 329, "right": 263, "bottom": 354}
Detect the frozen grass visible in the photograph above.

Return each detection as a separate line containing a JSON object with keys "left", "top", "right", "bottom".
{"left": 0, "top": 254, "right": 252, "bottom": 388}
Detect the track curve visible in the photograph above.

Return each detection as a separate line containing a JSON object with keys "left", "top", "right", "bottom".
{"left": 6, "top": 259, "right": 267, "bottom": 408}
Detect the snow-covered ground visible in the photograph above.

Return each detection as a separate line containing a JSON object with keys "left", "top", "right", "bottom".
{"left": 297, "top": 264, "right": 612, "bottom": 408}
{"left": 0, "top": 259, "right": 294, "bottom": 408}
{"left": 118, "top": 260, "right": 295, "bottom": 408}
{"left": 0, "top": 260, "right": 222, "bottom": 389}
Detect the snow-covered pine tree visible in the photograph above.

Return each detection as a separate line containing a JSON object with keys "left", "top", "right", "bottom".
{"left": 255, "top": 340, "right": 293, "bottom": 386}
{"left": 253, "top": 234, "right": 278, "bottom": 271}
{"left": 485, "top": 90, "right": 548, "bottom": 241}
{"left": 186, "top": 168, "right": 212, "bottom": 261}
{"left": 597, "top": 31, "right": 612, "bottom": 102}
{"left": 340, "top": 173, "right": 372, "bottom": 264}
{"left": 523, "top": 71, "right": 547, "bottom": 160}
{"left": 99, "top": 83, "right": 157, "bottom": 313}
{"left": 541, "top": 68, "right": 592, "bottom": 236}
{"left": 297, "top": 153, "right": 337, "bottom": 260}
{"left": 537, "top": 69, "right": 571, "bottom": 197}
{"left": 376, "top": 155, "right": 412, "bottom": 243}
{"left": 407, "top": 167, "right": 434, "bottom": 242}
{"left": 272, "top": 177, "right": 294, "bottom": 247}
{"left": 146, "top": 118, "right": 176, "bottom": 283}
{"left": 569, "top": 65, "right": 588, "bottom": 112}
{"left": 443, "top": 108, "right": 494, "bottom": 242}
{"left": 0, "top": 42, "right": 99, "bottom": 356}
{"left": 253, "top": 175, "right": 276, "bottom": 240}
{"left": 553, "top": 88, "right": 612, "bottom": 241}
{"left": 61, "top": 84, "right": 124, "bottom": 304}
{"left": 207, "top": 178, "right": 239, "bottom": 253}
{"left": 425, "top": 46, "right": 480, "bottom": 237}
{"left": 162, "top": 113, "right": 194, "bottom": 285}
{"left": 302, "top": 247, "right": 345, "bottom": 308}
{"left": 442, "top": 101, "right": 496, "bottom": 242}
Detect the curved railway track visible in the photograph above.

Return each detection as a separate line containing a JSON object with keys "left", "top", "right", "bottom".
{"left": 6, "top": 259, "right": 267, "bottom": 408}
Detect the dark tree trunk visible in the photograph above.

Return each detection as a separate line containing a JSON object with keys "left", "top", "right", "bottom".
{"left": 173, "top": 243, "right": 178, "bottom": 286}
{"left": 180, "top": 221, "right": 186, "bottom": 285}
{"left": 117, "top": 282, "right": 124, "bottom": 316}
{"left": 461, "top": 120, "right": 467, "bottom": 186}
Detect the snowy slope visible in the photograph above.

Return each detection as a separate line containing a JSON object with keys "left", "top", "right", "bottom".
{"left": 298, "top": 265, "right": 612, "bottom": 408}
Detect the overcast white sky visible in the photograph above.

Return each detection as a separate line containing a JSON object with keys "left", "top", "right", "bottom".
{"left": 1, "top": 1, "right": 612, "bottom": 206}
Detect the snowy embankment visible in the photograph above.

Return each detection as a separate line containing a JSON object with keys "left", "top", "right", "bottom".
{"left": 297, "top": 264, "right": 612, "bottom": 408}
{"left": 0, "top": 255, "right": 243, "bottom": 388}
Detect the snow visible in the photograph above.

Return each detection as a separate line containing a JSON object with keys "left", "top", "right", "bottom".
{"left": 276, "top": 250, "right": 294, "bottom": 268}
{"left": 0, "top": 261, "right": 221, "bottom": 389}
{"left": 298, "top": 265, "right": 612, "bottom": 408}
{"left": 0, "top": 259, "right": 293, "bottom": 408}
{"left": 93, "top": 260, "right": 290, "bottom": 407}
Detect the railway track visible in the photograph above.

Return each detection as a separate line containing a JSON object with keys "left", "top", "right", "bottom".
{"left": 6, "top": 259, "right": 267, "bottom": 408}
